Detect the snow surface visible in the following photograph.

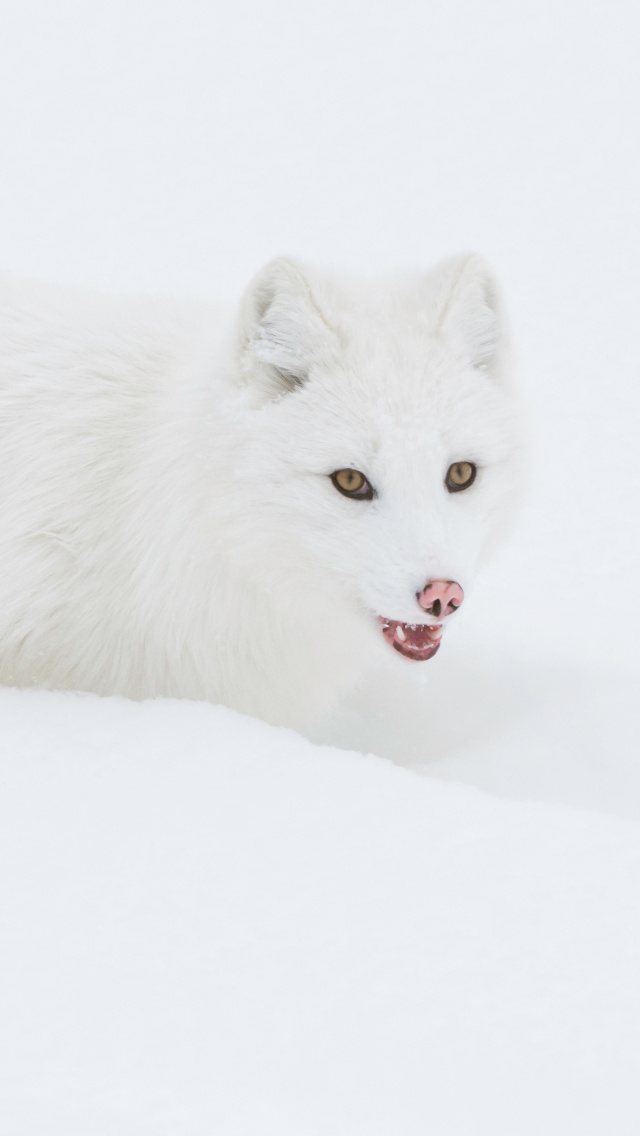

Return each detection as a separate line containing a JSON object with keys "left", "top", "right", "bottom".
{"left": 3, "top": 689, "right": 640, "bottom": 1136}
{"left": 2, "top": 0, "right": 640, "bottom": 1132}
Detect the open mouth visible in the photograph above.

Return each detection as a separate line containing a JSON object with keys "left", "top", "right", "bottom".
{"left": 378, "top": 616, "right": 444, "bottom": 661}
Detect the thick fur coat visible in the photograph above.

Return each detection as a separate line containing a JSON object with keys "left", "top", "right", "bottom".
{"left": 0, "top": 256, "right": 523, "bottom": 728}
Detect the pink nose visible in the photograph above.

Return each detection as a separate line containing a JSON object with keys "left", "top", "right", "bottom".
{"left": 416, "top": 579, "right": 464, "bottom": 618}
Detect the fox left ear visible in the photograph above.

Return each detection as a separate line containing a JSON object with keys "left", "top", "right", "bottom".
{"left": 238, "top": 257, "right": 339, "bottom": 399}
{"left": 432, "top": 254, "right": 511, "bottom": 380}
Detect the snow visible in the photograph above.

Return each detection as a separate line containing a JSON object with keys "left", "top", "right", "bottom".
{"left": 3, "top": 689, "right": 640, "bottom": 1135}
{"left": 2, "top": 0, "right": 640, "bottom": 1131}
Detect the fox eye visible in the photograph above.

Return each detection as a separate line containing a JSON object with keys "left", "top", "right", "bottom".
{"left": 445, "top": 461, "right": 477, "bottom": 493}
{"left": 330, "top": 468, "right": 375, "bottom": 500}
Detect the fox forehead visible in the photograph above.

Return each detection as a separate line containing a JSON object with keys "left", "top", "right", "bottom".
{"left": 275, "top": 355, "right": 514, "bottom": 470}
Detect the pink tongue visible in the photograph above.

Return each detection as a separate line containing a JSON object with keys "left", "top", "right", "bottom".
{"left": 378, "top": 618, "right": 442, "bottom": 660}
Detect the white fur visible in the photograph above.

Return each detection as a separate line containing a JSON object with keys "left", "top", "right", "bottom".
{"left": 0, "top": 257, "right": 524, "bottom": 729}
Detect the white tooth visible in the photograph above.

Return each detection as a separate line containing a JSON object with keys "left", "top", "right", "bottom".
{"left": 396, "top": 625, "right": 406, "bottom": 641}
{"left": 431, "top": 626, "right": 443, "bottom": 639}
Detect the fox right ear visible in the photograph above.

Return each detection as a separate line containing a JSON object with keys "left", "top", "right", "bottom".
{"left": 238, "top": 258, "right": 338, "bottom": 399}
{"left": 430, "top": 254, "right": 512, "bottom": 382}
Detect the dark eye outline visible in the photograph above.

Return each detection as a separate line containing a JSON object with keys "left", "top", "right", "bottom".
{"left": 445, "top": 461, "right": 477, "bottom": 493}
{"left": 330, "top": 468, "right": 376, "bottom": 501}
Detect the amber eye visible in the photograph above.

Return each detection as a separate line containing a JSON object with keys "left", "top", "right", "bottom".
{"left": 445, "top": 461, "right": 477, "bottom": 493}
{"left": 330, "top": 468, "right": 375, "bottom": 500}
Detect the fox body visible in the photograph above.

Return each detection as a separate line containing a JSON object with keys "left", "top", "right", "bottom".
{"left": 0, "top": 256, "right": 523, "bottom": 729}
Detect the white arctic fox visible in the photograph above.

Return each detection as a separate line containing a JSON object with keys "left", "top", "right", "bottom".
{"left": 0, "top": 256, "right": 523, "bottom": 729}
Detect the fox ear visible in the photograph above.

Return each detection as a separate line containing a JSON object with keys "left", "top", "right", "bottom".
{"left": 239, "top": 258, "right": 338, "bottom": 398}
{"left": 432, "top": 254, "right": 510, "bottom": 379}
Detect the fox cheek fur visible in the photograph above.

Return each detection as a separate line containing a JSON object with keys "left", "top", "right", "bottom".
{"left": 0, "top": 254, "right": 524, "bottom": 729}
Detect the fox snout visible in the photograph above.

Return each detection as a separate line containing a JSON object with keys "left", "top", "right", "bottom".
{"left": 416, "top": 579, "right": 464, "bottom": 618}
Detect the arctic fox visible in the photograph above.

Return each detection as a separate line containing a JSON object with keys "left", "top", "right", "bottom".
{"left": 0, "top": 256, "right": 523, "bottom": 729}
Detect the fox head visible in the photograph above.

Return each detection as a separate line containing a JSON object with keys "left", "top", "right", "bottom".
{"left": 230, "top": 255, "right": 525, "bottom": 665}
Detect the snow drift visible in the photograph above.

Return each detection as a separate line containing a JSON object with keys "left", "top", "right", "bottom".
{"left": 2, "top": 689, "right": 640, "bottom": 1136}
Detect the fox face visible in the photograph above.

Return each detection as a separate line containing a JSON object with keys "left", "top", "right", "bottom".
{"left": 234, "top": 254, "right": 524, "bottom": 665}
